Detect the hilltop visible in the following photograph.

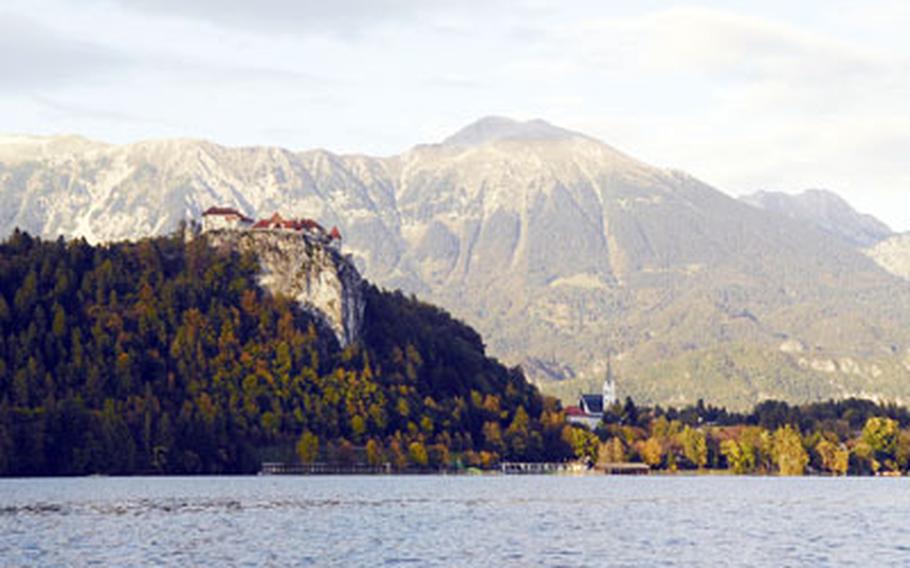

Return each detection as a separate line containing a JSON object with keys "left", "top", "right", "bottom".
{"left": 0, "top": 229, "right": 570, "bottom": 475}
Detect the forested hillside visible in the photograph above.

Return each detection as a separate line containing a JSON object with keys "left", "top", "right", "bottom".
{"left": 0, "top": 231, "right": 571, "bottom": 476}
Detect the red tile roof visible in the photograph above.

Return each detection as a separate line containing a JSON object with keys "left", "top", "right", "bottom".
{"left": 202, "top": 206, "right": 253, "bottom": 222}
{"left": 252, "top": 213, "right": 326, "bottom": 233}
{"left": 564, "top": 406, "right": 586, "bottom": 416}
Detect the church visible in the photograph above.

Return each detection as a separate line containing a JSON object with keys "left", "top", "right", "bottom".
{"left": 564, "top": 360, "right": 617, "bottom": 429}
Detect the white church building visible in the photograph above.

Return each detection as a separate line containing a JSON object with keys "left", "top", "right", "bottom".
{"left": 565, "top": 360, "right": 617, "bottom": 429}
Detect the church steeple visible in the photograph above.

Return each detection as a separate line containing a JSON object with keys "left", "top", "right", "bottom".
{"left": 603, "top": 355, "right": 617, "bottom": 408}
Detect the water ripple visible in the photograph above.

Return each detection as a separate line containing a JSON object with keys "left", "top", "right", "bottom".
{"left": 0, "top": 476, "right": 908, "bottom": 566}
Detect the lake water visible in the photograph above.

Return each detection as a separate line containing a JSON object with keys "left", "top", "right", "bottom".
{"left": 1, "top": 475, "right": 908, "bottom": 566}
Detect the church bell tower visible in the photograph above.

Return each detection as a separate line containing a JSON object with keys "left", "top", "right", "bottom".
{"left": 603, "top": 356, "right": 617, "bottom": 409}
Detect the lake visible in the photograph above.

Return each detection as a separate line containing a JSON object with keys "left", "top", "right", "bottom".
{"left": 1, "top": 475, "right": 908, "bottom": 566}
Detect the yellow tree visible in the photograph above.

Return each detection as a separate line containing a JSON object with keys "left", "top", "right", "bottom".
{"left": 296, "top": 431, "right": 319, "bottom": 464}
{"left": 720, "top": 439, "right": 753, "bottom": 474}
{"left": 772, "top": 425, "right": 808, "bottom": 476}
{"left": 408, "top": 441, "right": 429, "bottom": 467}
{"left": 365, "top": 439, "right": 384, "bottom": 467}
{"left": 639, "top": 437, "right": 663, "bottom": 468}
{"left": 816, "top": 439, "right": 849, "bottom": 476}
{"left": 598, "top": 437, "right": 626, "bottom": 466}
{"left": 678, "top": 426, "right": 708, "bottom": 469}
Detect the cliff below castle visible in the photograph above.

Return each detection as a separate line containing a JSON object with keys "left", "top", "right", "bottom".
{"left": 203, "top": 229, "right": 364, "bottom": 347}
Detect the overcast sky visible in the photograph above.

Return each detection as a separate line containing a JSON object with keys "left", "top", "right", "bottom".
{"left": 4, "top": 0, "right": 910, "bottom": 229}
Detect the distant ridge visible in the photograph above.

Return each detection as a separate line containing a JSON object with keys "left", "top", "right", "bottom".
{"left": 740, "top": 189, "right": 893, "bottom": 248}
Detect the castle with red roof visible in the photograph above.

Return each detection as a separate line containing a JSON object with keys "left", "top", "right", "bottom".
{"left": 200, "top": 207, "right": 342, "bottom": 246}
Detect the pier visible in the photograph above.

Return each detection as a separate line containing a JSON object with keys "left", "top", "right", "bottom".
{"left": 499, "top": 462, "right": 588, "bottom": 475}
{"left": 260, "top": 462, "right": 393, "bottom": 475}
{"left": 596, "top": 462, "right": 651, "bottom": 475}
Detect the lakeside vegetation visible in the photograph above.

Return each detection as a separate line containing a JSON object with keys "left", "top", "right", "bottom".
{"left": 1, "top": 230, "right": 909, "bottom": 477}
{"left": 571, "top": 397, "right": 910, "bottom": 476}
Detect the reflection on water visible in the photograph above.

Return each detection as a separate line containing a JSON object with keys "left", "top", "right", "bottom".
{"left": 1, "top": 476, "right": 908, "bottom": 566}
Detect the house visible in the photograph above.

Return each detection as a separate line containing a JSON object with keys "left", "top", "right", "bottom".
{"left": 201, "top": 206, "right": 254, "bottom": 232}
{"left": 565, "top": 357, "right": 618, "bottom": 429}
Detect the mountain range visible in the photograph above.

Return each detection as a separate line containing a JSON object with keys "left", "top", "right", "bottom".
{"left": 2, "top": 117, "right": 910, "bottom": 409}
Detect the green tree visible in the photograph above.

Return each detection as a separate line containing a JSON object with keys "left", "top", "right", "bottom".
{"left": 861, "top": 417, "right": 899, "bottom": 472}
{"left": 562, "top": 426, "right": 598, "bottom": 461}
{"left": 51, "top": 304, "right": 67, "bottom": 338}
{"left": 506, "top": 406, "right": 531, "bottom": 458}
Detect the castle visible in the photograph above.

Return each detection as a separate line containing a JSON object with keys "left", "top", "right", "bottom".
{"left": 200, "top": 206, "right": 342, "bottom": 247}
{"left": 198, "top": 206, "right": 363, "bottom": 348}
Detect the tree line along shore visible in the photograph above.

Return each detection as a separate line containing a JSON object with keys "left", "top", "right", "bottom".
{"left": 566, "top": 398, "right": 909, "bottom": 476}
{"left": 0, "top": 230, "right": 907, "bottom": 477}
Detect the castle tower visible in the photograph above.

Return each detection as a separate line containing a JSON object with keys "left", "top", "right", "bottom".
{"left": 602, "top": 356, "right": 617, "bottom": 408}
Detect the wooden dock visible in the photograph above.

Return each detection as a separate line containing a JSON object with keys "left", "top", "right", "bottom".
{"left": 596, "top": 462, "right": 651, "bottom": 475}
{"left": 499, "top": 462, "right": 588, "bottom": 475}
{"left": 260, "top": 462, "right": 393, "bottom": 475}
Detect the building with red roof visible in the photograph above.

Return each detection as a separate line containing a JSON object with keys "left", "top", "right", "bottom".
{"left": 201, "top": 207, "right": 341, "bottom": 248}
{"left": 201, "top": 206, "right": 254, "bottom": 232}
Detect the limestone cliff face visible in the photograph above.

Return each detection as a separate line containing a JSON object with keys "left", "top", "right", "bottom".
{"left": 204, "top": 229, "right": 364, "bottom": 347}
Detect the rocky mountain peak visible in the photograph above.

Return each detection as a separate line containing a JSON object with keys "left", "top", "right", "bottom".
{"left": 440, "top": 116, "right": 584, "bottom": 147}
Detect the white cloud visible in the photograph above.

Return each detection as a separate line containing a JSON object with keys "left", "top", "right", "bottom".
{"left": 2, "top": 1, "right": 910, "bottom": 228}
{"left": 544, "top": 6, "right": 910, "bottom": 229}
{"left": 0, "top": 13, "right": 128, "bottom": 90}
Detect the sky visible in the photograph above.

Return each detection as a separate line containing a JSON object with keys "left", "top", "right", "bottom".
{"left": 3, "top": 0, "right": 910, "bottom": 230}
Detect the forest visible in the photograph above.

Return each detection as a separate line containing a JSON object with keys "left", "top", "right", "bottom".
{"left": 2, "top": 229, "right": 909, "bottom": 477}
{"left": 0, "top": 230, "right": 573, "bottom": 475}
{"left": 573, "top": 397, "right": 910, "bottom": 476}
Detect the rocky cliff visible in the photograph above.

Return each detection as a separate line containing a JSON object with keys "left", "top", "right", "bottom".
{"left": 203, "top": 229, "right": 364, "bottom": 347}
{"left": 866, "top": 232, "right": 910, "bottom": 281}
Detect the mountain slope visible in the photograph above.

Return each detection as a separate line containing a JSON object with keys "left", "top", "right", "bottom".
{"left": 866, "top": 232, "right": 910, "bottom": 280}
{"left": 740, "top": 189, "right": 893, "bottom": 248}
{"left": 2, "top": 118, "right": 910, "bottom": 408}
